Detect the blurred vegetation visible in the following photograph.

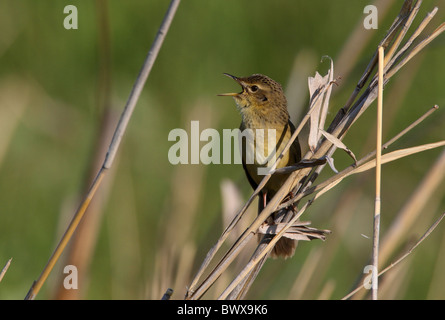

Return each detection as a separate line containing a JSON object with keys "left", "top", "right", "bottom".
{"left": 0, "top": 0, "right": 444, "bottom": 300}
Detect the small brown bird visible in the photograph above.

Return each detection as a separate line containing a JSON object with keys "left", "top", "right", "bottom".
{"left": 219, "top": 73, "right": 301, "bottom": 258}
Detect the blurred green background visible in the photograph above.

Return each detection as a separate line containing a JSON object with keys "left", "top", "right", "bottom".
{"left": 1, "top": 0, "right": 445, "bottom": 300}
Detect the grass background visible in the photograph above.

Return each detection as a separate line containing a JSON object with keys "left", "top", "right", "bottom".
{"left": 0, "top": 0, "right": 445, "bottom": 299}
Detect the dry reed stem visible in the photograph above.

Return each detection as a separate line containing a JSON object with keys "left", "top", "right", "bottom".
{"left": 0, "top": 258, "right": 12, "bottom": 283}
{"left": 53, "top": 3, "right": 116, "bottom": 297}
{"left": 335, "top": 0, "right": 396, "bottom": 81}
{"left": 24, "top": 0, "right": 181, "bottom": 300}
{"left": 383, "top": 0, "right": 421, "bottom": 65}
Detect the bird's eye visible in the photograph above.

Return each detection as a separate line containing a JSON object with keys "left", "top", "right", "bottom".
{"left": 250, "top": 85, "right": 258, "bottom": 92}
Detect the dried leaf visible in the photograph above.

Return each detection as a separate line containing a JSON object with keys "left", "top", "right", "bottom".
{"left": 320, "top": 129, "right": 358, "bottom": 164}
{"left": 325, "top": 155, "right": 339, "bottom": 174}
{"left": 319, "top": 56, "right": 334, "bottom": 133}
{"left": 308, "top": 71, "right": 330, "bottom": 152}
{"left": 354, "top": 140, "right": 445, "bottom": 174}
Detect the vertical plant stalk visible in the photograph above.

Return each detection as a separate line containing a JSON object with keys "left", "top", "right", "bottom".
{"left": 372, "top": 46, "right": 384, "bottom": 300}
{"left": 24, "top": 0, "right": 181, "bottom": 300}
{"left": 0, "top": 258, "right": 12, "bottom": 283}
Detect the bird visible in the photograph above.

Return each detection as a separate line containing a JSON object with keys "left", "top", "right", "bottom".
{"left": 219, "top": 73, "right": 301, "bottom": 258}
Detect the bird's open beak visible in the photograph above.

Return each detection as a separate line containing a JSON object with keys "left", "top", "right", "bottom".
{"left": 217, "top": 92, "right": 239, "bottom": 96}
{"left": 218, "top": 73, "right": 243, "bottom": 97}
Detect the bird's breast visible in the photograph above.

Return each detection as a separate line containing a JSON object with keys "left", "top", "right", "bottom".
{"left": 240, "top": 124, "right": 293, "bottom": 193}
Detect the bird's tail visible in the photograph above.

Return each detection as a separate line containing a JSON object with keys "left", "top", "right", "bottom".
{"left": 257, "top": 196, "right": 298, "bottom": 259}
{"left": 270, "top": 236, "right": 297, "bottom": 259}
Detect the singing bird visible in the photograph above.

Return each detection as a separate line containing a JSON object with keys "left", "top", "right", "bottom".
{"left": 219, "top": 73, "right": 301, "bottom": 258}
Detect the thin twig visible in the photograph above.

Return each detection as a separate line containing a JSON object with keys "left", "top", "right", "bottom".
{"left": 383, "top": 0, "right": 421, "bottom": 65}
{"left": 386, "top": 22, "right": 445, "bottom": 80}
{"left": 342, "top": 212, "right": 445, "bottom": 300}
{"left": 330, "top": 0, "right": 413, "bottom": 127}
{"left": 24, "top": 0, "right": 181, "bottom": 300}
{"left": 0, "top": 258, "right": 12, "bottom": 283}
{"left": 386, "top": 6, "right": 438, "bottom": 73}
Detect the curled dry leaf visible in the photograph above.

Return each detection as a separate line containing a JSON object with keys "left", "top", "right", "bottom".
{"left": 307, "top": 56, "right": 334, "bottom": 152}
{"left": 258, "top": 221, "right": 332, "bottom": 241}
{"left": 320, "top": 129, "right": 358, "bottom": 165}
{"left": 325, "top": 155, "right": 339, "bottom": 174}
{"left": 0, "top": 258, "right": 12, "bottom": 283}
